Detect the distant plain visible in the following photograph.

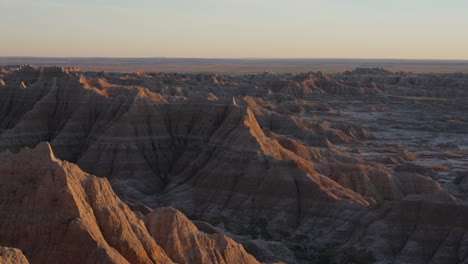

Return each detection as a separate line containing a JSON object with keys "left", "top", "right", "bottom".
{"left": 2, "top": 57, "right": 468, "bottom": 74}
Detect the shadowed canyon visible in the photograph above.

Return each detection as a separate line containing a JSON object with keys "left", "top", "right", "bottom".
{"left": 1, "top": 65, "right": 468, "bottom": 264}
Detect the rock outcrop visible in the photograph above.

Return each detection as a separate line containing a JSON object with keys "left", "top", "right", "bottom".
{"left": 0, "top": 246, "right": 29, "bottom": 264}
{"left": 352, "top": 200, "right": 468, "bottom": 264}
{"left": 1, "top": 66, "right": 468, "bottom": 263}
{"left": 0, "top": 142, "right": 259, "bottom": 264}
{"left": 0, "top": 142, "right": 172, "bottom": 263}
{"left": 146, "top": 208, "right": 259, "bottom": 264}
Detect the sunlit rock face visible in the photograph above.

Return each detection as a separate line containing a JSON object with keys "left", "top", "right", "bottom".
{"left": 0, "top": 142, "right": 259, "bottom": 264}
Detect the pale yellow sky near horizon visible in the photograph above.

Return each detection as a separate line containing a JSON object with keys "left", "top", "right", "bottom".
{"left": 1, "top": 0, "right": 468, "bottom": 60}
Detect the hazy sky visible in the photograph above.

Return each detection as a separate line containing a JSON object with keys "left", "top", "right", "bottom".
{"left": 1, "top": 0, "right": 468, "bottom": 59}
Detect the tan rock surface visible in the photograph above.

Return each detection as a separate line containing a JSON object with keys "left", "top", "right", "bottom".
{"left": 0, "top": 142, "right": 172, "bottom": 264}
{"left": 0, "top": 246, "right": 29, "bottom": 264}
{"left": 146, "top": 208, "right": 259, "bottom": 264}
{"left": 0, "top": 142, "right": 262, "bottom": 264}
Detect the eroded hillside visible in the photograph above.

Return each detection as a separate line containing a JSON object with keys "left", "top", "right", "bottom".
{"left": 1, "top": 65, "right": 468, "bottom": 263}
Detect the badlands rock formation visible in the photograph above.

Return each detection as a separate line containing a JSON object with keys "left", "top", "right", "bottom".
{"left": 146, "top": 208, "right": 258, "bottom": 264}
{"left": 0, "top": 65, "right": 468, "bottom": 263}
{"left": 0, "top": 142, "right": 258, "bottom": 264}
{"left": 0, "top": 246, "right": 29, "bottom": 264}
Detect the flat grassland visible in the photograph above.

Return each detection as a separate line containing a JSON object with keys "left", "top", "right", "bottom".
{"left": 2, "top": 57, "right": 468, "bottom": 73}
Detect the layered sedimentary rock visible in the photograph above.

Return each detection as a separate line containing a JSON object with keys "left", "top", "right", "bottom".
{"left": 0, "top": 142, "right": 172, "bottom": 263}
{"left": 0, "top": 246, "right": 29, "bottom": 264}
{"left": 145, "top": 208, "right": 259, "bottom": 264}
{"left": 350, "top": 200, "right": 468, "bottom": 264}
{"left": 0, "top": 142, "right": 258, "bottom": 264}
{"left": 1, "top": 65, "right": 468, "bottom": 263}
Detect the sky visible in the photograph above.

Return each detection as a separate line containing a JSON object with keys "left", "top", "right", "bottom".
{"left": 1, "top": 0, "right": 468, "bottom": 59}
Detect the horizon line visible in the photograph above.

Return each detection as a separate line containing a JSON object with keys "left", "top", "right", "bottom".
{"left": 1, "top": 56, "right": 468, "bottom": 62}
